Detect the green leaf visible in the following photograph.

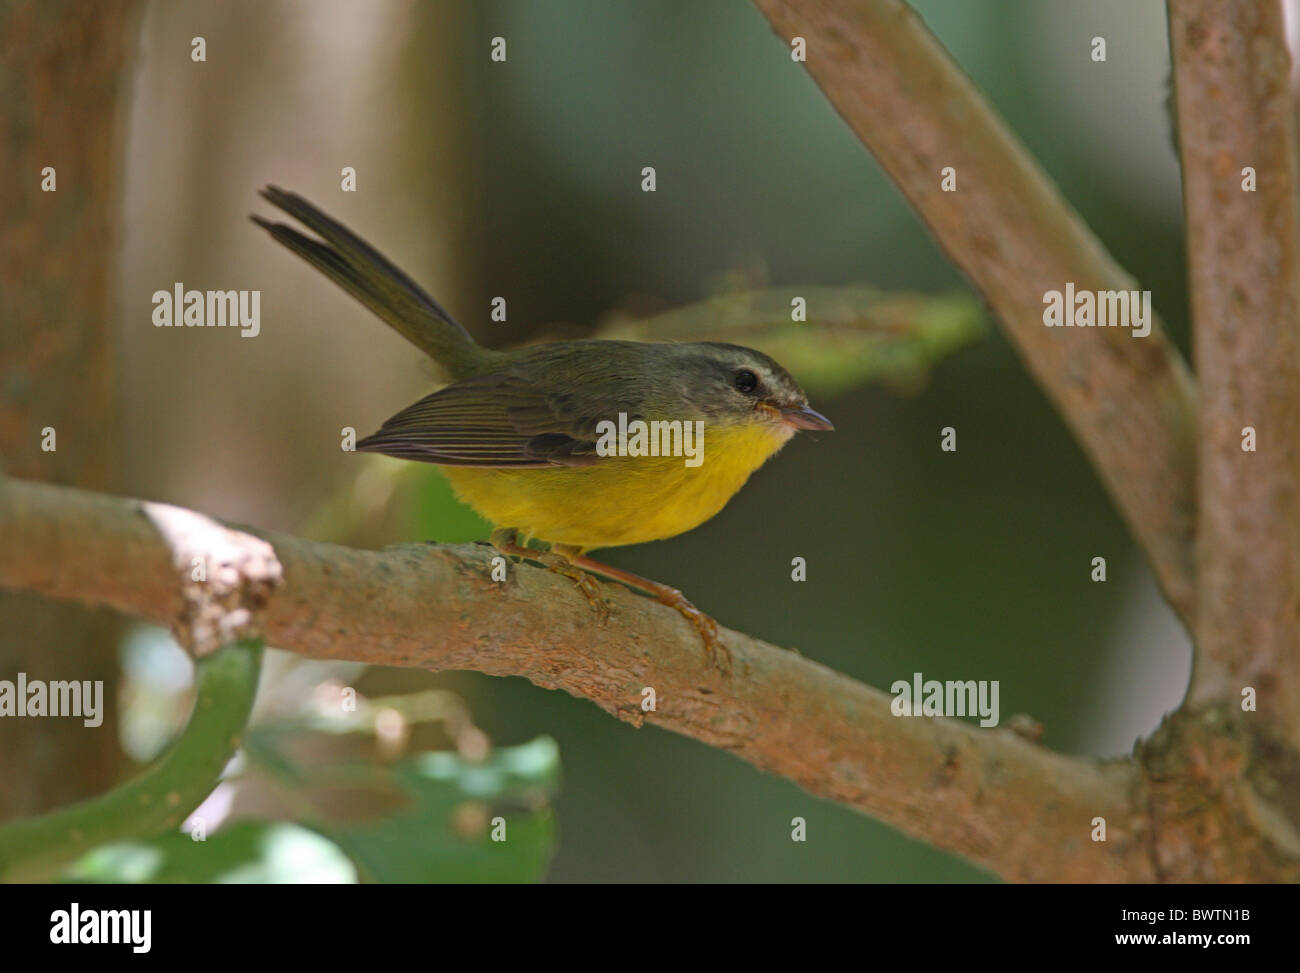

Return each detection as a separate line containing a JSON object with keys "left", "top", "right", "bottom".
{"left": 60, "top": 737, "right": 560, "bottom": 884}
{"left": 599, "top": 285, "right": 987, "bottom": 395}
{"left": 325, "top": 737, "right": 560, "bottom": 884}
{"left": 0, "top": 639, "right": 264, "bottom": 882}
{"left": 62, "top": 821, "right": 357, "bottom": 884}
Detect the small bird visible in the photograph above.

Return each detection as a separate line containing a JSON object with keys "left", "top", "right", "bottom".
{"left": 253, "top": 187, "right": 833, "bottom": 669}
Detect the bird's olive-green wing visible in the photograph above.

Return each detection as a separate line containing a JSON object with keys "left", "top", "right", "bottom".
{"left": 355, "top": 368, "right": 644, "bottom": 467}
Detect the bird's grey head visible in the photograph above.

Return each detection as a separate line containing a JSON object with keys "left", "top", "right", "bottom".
{"left": 675, "top": 342, "right": 834, "bottom": 431}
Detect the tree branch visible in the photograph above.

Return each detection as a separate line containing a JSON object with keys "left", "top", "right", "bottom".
{"left": 1170, "top": 0, "right": 1300, "bottom": 750}
{"left": 0, "top": 475, "right": 1151, "bottom": 882}
{"left": 751, "top": 0, "right": 1199, "bottom": 625}
{"left": 0, "top": 0, "right": 137, "bottom": 818}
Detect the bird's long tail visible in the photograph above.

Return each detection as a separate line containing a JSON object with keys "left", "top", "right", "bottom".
{"left": 251, "top": 186, "right": 489, "bottom": 378}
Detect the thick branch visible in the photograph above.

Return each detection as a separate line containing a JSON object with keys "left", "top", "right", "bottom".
{"left": 0, "top": 0, "right": 137, "bottom": 817}
{"left": 752, "top": 0, "right": 1199, "bottom": 625}
{"left": 1170, "top": 0, "right": 1300, "bottom": 750}
{"left": 0, "top": 476, "right": 1151, "bottom": 882}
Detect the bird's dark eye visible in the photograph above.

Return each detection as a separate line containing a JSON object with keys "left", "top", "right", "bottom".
{"left": 733, "top": 369, "right": 759, "bottom": 394}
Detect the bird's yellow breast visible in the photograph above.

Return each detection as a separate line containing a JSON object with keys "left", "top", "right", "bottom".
{"left": 441, "top": 420, "right": 794, "bottom": 551}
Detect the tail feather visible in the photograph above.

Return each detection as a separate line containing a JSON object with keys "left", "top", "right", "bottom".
{"left": 252, "top": 187, "right": 487, "bottom": 377}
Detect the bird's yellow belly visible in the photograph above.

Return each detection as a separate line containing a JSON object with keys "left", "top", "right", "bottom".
{"left": 441, "top": 422, "right": 794, "bottom": 551}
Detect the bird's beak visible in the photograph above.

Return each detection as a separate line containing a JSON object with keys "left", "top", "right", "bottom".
{"left": 781, "top": 404, "right": 835, "bottom": 431}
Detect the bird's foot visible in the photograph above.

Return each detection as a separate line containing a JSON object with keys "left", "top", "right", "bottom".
{"left": 490, "top": 528, "right": 610, "bottom": 622}
{"left": 536, "top": 552, "right": 610, "bottom": 622}
{"left": 552, "top": 545, "right": 731, "bottom": 674}
{"left": 652, "top": 584, "right": 731, "bottom": 674}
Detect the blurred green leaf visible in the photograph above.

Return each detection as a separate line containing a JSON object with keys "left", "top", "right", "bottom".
{"left": 403, "top": 464, "right": 493, "bottom": 543}
{"left": 65, "top": 736, "right": 560, "bottom": 884}
{"left": 299, "top": 457, "right": 492, "bottom": 546}
{"left": 326, "top": 736, "right": 559, "bottom": 884}
{"left": 0, "top": 639, "right": 264, "bottom": 882}
{"left": 63, "top": 821, "right": 357, "bottom": 884}
{"left": 599, "top": 285, "right": 987, "bottom": 395}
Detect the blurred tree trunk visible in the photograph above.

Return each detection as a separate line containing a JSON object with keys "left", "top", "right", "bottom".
{"left": 0, "top": 0, "right": 138, "bottom": 817}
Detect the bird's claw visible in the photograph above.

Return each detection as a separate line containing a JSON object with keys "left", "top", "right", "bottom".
{"left": 537, "top": 552, "right": 611, "bottom": 623}
{"left": 656, "top": 587, "right": 731, "bottom": 674}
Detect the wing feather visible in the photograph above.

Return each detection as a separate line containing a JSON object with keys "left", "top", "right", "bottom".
{"left": 356, "top": 370, "right": 629, "bottom": 467}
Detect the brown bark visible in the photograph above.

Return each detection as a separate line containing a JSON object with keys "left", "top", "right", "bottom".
{"left": 745, "top": 0, "right": 1300, "bottom": 881}
{"left": 751, "top": 0, "right": 1199, "bottom": 626}
{"left": 0, "top": 476, "right": 1151, "bottom": 882}
{"left": 0, "top": 0, "right": 138, "bottom": 817}
{"left": 1170, "top": 0, "right": 1300, "bottom": 748}
{"left": 1151, "top": 0, "right": 1300, "bottom": 881}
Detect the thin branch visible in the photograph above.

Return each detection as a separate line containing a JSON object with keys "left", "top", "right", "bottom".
{"left": 597, "top": 286, "right": 987, "bottom": 396}
{"left": 1169, "top": 0, "right": 1300, "bottom": 750}
{"left": 751, "top": 0, "right": 1199, "bottom": 625}
{"left": 0, "top": 476, "right": 1151, "bottom": 882}
{"left": 0, "top": 638, "right": 264, "bottom": 882}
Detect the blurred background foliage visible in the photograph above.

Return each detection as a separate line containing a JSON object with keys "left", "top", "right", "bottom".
{"left": 91, "top": 0, "right": 1195, "bottom": 881}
